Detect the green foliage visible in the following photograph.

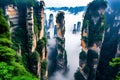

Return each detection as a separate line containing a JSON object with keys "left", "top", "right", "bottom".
{"left": 82, "top": 36, "right": 88, "bottom": 44}
{"left": 33, "top": 15, "right": 39, "bottom": 34}
{"left": 87, "top": 49, "right": 98, "bottom": 60}
{"left": 82, "top": 3, "right": 107, "bottom": 47}
{"left": 57, "top": 53, "right": 63, "bottom": 59}
{"left": 74, "top": 68, "right": 86, "bottom": 80}
{"left": 41, "top": 60, "right": 47, "bottom": 72}
{"left": 110, "top": 57, "right": 120, "bottom": 80}
{"left": 64, "top": 50, "right": 67, "bottom": 65}
{"left": 88, "top": 0, "right": 107, "bottom": 11}
{"left": 0, "top": 62, "right": 14, "bottom": 79}
{"left": 82, "top": 20, "right": 89, "bottom": 32}
{"left": 116, "top": 72, "right": 120, "bottom": 80}
{"left": 57, "top": 44, "right": 65, "bottom": 52}
{"left": 12, "top": 27, "right": 28, "bottom": 52}
{"left": 0, "top": 9, "right": 10, "bottom": 39}
{"left": 37, "top": 37, "right": 47, "bottom": 56}
{"left": 33, "top": 14, "right": 42, "bottom": 38}
{"left": 34, "top": 11, "right": 42, "bottom": 34}
{"left": 15, "top": 54, "right": 23, "bottom": 64}
{"left": 0, "top": 38, "right": 12, "bottom": 47}
{"left": 110, "top": 58, "right": 120, "bottom": 67}
{"left": 28, "top": 39, "right": 33, "bottom": 51}
{"left": 79, "top": 51, "right": 87, "bottom": 60}
{"left": 21, "top": 52, "right": 29, "bottom": 71}
{"left": 26, "top": 0, "right": 34, "bottom": 7}
{"left": 56, "top": 37, "right": 65, "bottom": 44}
{"left": 0, "top": 9, "right": 38, "bottom": 80}
{"left": 0, "top": 46, "right": 16, "bottom": 62}
{"left": 12, "top": 76, "right": 38, "bottom": 80}
{"left": 83, "top": 65, "right": 90, "bottom": 74}
{"left": 42, "top": 37, "right": 47, "bottom": 44}
{"left": 31, "top": 51, "right": 39, "bottom": 62}
{"left": 41, "top": 60, "right": 47, "bottom": 80}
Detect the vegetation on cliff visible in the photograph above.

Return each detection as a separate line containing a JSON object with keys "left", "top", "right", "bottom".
{"left": 0, "top": 9, "right": 38, "bottom": 80}
{"left": 75, "top": 0, "right": 107, "bottom": 80}
{"left": 0, "top": 0, "right": 48, "bottom": 79}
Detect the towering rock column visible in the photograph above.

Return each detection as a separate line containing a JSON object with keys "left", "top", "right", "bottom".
{"left": 26, "top": 1, "right": 48, "bottom": 79}
{"left": 75, "top": 1, "right": 107, "bottom": 80}
{"left": 39, "top": 0, "right": 45, "bottom": 39}
{"left": 35, "top": 1, "right": 48, "bottom": 79}
{"left": 96, "top": 1, "right": 120, "bottom": 79}
{"left": 77, "top": 21, "right": 81, "bottom": 32}
{"left": 48, "top": 14, "right": 54, "bottom": 29}
{"left": 56, "top": 11, "right": 67, "bottom": 72}
{"left": 44, "top": 13, "right": 47, "bottom": 37}
{"left": 26, "top": 6, "right": 34, "bottom": 53}
{"left": 5, "top": 5, "right": 19, "bottom": 32}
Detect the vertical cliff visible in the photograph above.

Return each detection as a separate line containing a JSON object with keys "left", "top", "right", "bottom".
{"left": 77, "top": 21, "right": 81, "bottom": 32}
{"left": 97, "top": 1, "right": 120, "bottom": 80}
{"left": 48, "top": 14, "right": 54, "bottom": 29}
{"left": 5, "top": 5, "right": 21, "bottom": 55}
{"left": 31, "top": 1, "right": 48, "bottom": 79}
{"left": 75, "top": 0, "right": 107, "bottom": 80}
{"left": 0, "top": 8, "right": 38, "bottom": 80}
{"left": 2, "top": 0, "right": 48, "bottom": 80}
{"left": 56, "top": 11, "right": 67, "bottom": 72}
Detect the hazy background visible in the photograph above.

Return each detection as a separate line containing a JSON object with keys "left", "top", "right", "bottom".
{"left": 44, "top": 0, "right": 93, "bottom": 80}
{"left": 43, "top": 0, "right": 93, "bottom": 7}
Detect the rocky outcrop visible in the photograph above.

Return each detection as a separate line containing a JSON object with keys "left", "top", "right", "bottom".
{"left": 5, "top": 5, "right": 21, "bottom": 55}
{"left": 97, "top": 1, "right": 120, "bottom": 79}
{"left": 44, "top": 13, "right": 48, "bottom": 37}
{"left": 33, "top": 1, "right": 48, "bottom": 79}
{"left": 4, "top": 1, "right": 48, "bottom": 80}
{"left": 77, "top": 21, "right": 81, "bottom": 32}
{"left": 75, "top": 0, "right": 107, "bottom": 80}
{"left": 5, "top": 5, "right": 19, "bottom": 32}
{"left": 73, "top": 24, "right": 77, "bottom": 34}
{"left": 56, "top": 11, "right": 67, "bottom": 72}
{"left": 26, "top": 7, "right": 35, "bottom": 53}
{"left": 48, "top": 14, "right": 54, "bottom": 29}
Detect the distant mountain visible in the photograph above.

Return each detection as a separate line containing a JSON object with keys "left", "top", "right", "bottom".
{"left": 46, "top": 6, "right": 86, "bottom": 15}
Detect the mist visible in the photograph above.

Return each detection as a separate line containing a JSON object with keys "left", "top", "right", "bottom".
{"left": 46, "top": 9, "right": 84, "bottom": 80}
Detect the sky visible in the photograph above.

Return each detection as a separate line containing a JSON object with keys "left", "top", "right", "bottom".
{"left": 43, "top": 0, "right": 93, "bottom": 7}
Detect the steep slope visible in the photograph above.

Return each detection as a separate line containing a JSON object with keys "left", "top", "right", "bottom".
{"left": 0, "top": 9, "right": 38, "bottom": 80}
{"left": 0, "top": 0, "right": 48, "bottom": 80}
{"left": 56, "top": 11, "right": 67, "bottom": 72}
{"left": 75, "top": 0, "right": 107, "bottom": 80}
{"left": 97, "top": 1, "right": 120, "bottom": 80}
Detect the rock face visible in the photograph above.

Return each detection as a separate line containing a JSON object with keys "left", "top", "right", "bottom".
{"left": 75, "top": 0, "right": 107, "bottom": 80}
{"left": 5, "top": 1, "right": 48, "bottom": 80}
{"left": 77, "top": 21, "right": 81, "bottom": 32}
{"left": 34, "top": 1, "right": 48, "bottom": 79}
{"left": 26, "top": 7, "right": 35, "bottom": 53}
{"left": 5, "top": 5, "right": 21, "bottom": 55}
{"left": 97, "top": 1, "right": 120, "bottom": 80}
{"left": 56, "top": 11, "right": 67, "bottom": 72}
{"left": 44, "top": 13, "right": 48, "bottom": 37}
{"left": 48, "top": 13, "right": 54, "bottom": 29}
{"left": 5, "top": 5, "right": 19, "bottom": 32}
{"left": 73, "top": 24, "right": 77, "bottom": 34}
{"left": 54, "top": 25, "right": 57, "bottom": 37}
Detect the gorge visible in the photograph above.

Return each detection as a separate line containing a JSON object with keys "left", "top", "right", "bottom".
{"left": 0, "top": 0, "right": 120, "bottom": 80}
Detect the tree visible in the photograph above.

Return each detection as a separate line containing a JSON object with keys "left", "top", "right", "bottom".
{"left": 110, "top": 58, "right": 120, "bottom": 80}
